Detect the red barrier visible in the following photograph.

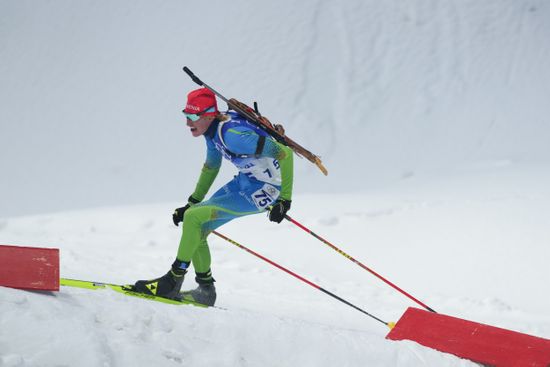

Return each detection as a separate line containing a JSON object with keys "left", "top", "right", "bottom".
{"left": 0, "top": 244, "right": 59, "bottom": 291}
{"left": 387, "top": 307, "right": 550, "bottom": 367}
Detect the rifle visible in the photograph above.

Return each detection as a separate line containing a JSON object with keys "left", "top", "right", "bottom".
{"left": 183, "top": 67, "right": 328, "bottom": 176}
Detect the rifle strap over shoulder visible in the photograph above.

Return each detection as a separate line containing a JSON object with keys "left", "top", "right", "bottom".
{"left": 217, "top": 119, "right": 266, "bottom": 159}
{"left": 255, "top": 135, "right": 266, "bottom": 156}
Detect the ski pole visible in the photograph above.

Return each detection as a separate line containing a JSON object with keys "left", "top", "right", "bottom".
{"left": 212, "top": 230, "right": 395, "bottom": 329}
{"left": 284, "top": 215, "right": 437, "bottom": 313}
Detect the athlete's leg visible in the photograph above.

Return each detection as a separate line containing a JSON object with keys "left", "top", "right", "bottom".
{"left": 177, "top": 174, "right": 281, "bottom": 271}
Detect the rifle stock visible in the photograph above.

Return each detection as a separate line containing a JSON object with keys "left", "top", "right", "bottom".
{"left": 228, "top": 99, "right": 328, "bottom": 176}
{"left": 183, "top": 67, "right": 328, "bottom": 176}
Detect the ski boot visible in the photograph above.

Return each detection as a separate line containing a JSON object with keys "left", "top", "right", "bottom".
{"left": 133, "top": 260, "right": 189, "bottom": 299}
{"left": 180, "top": 270, "right": 217, "bottom": 306}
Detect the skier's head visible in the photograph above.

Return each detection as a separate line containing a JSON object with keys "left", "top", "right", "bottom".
{"left": 184, "top": 88, "right": 219, "bottom": 137}
{"left": 183, "top": 88, "right": 218, "bottom": 121}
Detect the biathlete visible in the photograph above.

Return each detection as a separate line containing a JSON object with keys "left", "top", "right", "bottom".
{"left": 133, "top": 88, "right": 294, "bottom": 306}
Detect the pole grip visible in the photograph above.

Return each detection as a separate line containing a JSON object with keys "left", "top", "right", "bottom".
{"left": 183, "top": 66, "right": 204, "bottom": 86}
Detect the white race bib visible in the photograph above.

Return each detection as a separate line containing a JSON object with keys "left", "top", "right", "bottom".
{"left": 251, "top": 184, "right": 280, "bottom": 210}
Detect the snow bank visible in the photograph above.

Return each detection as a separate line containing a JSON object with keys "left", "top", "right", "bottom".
{"left": 1, "top": 165, "right": 550, "bottom": 366}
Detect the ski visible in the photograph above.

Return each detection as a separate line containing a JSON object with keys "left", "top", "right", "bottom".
{"left": 60, "top": 278, "right": 209, "bottom": 308}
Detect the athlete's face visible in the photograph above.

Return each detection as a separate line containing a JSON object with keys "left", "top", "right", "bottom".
{"left": 187, "top": 115, "right": 214, "bottom": 137}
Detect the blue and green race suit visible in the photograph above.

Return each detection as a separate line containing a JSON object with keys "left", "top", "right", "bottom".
{"left": 177, "top": 111, "right": 294, "bottom": 274}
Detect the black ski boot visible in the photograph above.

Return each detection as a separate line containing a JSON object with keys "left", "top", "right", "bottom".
{"left": 181, "top": 270, "right": 217, "bottom": 306}
{"left": 133, "top": 260, "right": 189, "bottom": 299}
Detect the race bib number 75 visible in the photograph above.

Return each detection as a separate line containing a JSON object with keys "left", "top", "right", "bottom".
{"left": 251, "top": 184, "right": 280, "bottom": 210}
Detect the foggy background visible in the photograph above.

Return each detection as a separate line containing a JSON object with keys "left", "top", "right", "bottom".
{"left": 1, "top": 0, "right": 549, "bottom": 217}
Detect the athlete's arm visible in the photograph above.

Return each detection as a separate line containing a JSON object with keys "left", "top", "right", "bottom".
{"left": 190, "top": 139, "right": 222, "bottom": 202}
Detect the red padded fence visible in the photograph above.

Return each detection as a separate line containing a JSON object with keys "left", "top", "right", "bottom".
{"left": 0, "top": 244, "right": 59, "bottom": 291}
{"left": 387, "top": 307, "right": 550, "bottom": 367}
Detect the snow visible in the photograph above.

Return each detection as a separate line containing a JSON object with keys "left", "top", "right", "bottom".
{"left": 1, "top": 0, "right": 550, "bottom": 366}
{"left": 2, "top": 166, "right": 550, "bottom": 366}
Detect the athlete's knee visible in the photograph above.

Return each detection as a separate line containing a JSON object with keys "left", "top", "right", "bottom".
{"left": 183, "top": 205, "right": 214, "bottom": 227}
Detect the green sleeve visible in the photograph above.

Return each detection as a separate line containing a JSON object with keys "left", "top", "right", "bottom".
{"left": 275, "top": 142, "right": 294, "bottom": 201}
{"left": 191, "top": 143, "right": 222, "bottom": 202}
{"left": 191, "top": 164, "right": 220, "bottom": 202}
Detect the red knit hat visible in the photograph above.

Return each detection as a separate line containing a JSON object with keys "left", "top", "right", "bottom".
{"left": 184, "top": 88, "right": 218, "bottom": 115}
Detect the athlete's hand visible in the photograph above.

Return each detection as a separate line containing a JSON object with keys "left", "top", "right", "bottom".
{"left": 269, "top": 199, "right": 291, "bottom": 223}
{"left": 172, "top": 205, "right": 189, "bottom": 226}
{"left": 172, "top": 196, "right": 200, "bottom": 226}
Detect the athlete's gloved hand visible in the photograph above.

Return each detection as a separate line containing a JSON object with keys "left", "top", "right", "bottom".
{"left": 269, "top": 199, "right": 291, "bottom": 223}
{"left": 172, "top": 196, "right": 200, "bottom": 226}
